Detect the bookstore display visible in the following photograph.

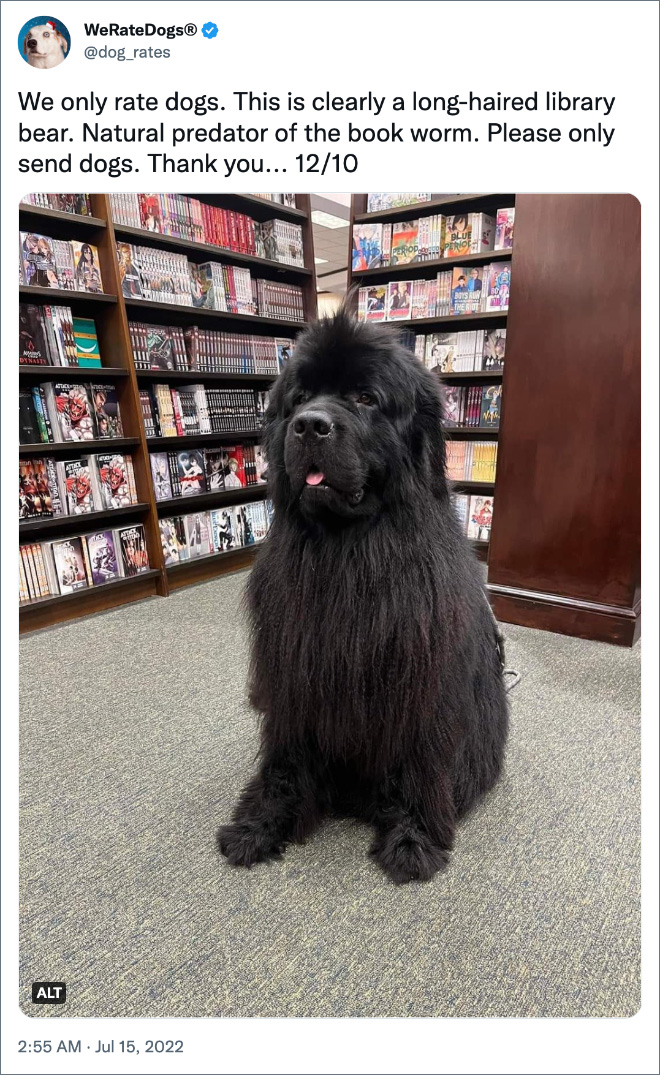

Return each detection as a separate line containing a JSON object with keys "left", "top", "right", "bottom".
{"left": 453, "top": 493, "right": 495, "bottom": 544}
{"left": 18, "top": 191, "right": 315, "bottom": 631}
{"left": 357, "top": 260, "right": 511, "bottom": 322}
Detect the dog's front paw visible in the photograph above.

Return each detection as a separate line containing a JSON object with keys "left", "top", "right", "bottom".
{"left": 370, "top": 824, "right": 449, "bottom": 884}
{"left": 217, "top": 820, "right": 284, "bottom": 868}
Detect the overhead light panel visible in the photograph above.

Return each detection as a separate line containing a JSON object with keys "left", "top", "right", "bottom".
{"left": 311, "top": 210, "right": 350, "bottom": 229}
{"left": 314, "top": 257, "right": 329, "bottom": 264}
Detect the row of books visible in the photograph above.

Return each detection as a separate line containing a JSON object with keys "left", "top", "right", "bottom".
{"left": 19, "top": 453, "right": 139, "bottom": 520}
{"left": 21, "top": 193, "right": 93, "bottom": 216}
{"left": 440, "top": 385, "right": 501, "bottom": 429}
{"left": 366, "top": 193, "right": 434, "bottom": 213}
{"left": 109, "top": 193, "right": 304, "bottom": 266}
{"left": 159, "top": 500, "right": 272, "bottom": 566}
{"left": 117, "top": 241, "right": 305, "bottom": 321}
{"left": 19, "top": 524, "right": 150, "bottom": 602}
{"left": 129, "top": 321, "right": 293, "bottom": 375}
{"left": 357, "top": 261, "right": 511, "bottom": 322}
{"left": 352, "top": 208, "right": 515, "bottom": 270}
{"left": 19, "top": 304, "right": 101, "bottom": 367}
{"left": 20, "top": 381, "right": 123, "bottom": 445}
{"left": 19, "top": 232, "right": 104, "bottom": 293}
{"left": 150, "top": 442, "right": 265, "bottom": 502}
{"left": 415, "top": 328, "right": 506, "bottom": 373}
{"left": 19, "top": 382, "right": 123, "bottom": 445}
{"left": 140, "top": 385, "right": 267, "bottom": 438}
{"left": 453, "top": 494, "right": 494, "bottom": 543}
{"left": 446, "top": 441, "right": 498, "bottom": 484}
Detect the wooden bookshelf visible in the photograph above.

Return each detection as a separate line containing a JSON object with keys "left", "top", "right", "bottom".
{"left": 19, "top": 193, "right": 317, "bottom": 632}
{"left": 349, "top": 192, "right": 641, "bottom": 644}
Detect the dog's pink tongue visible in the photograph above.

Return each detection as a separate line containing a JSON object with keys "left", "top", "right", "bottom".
{"left": 306, "top": 471, "right": 325, "bottom": 486}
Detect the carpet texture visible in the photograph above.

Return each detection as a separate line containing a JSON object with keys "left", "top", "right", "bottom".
{"left": 19, "top": 570, "right": 640, "bottom": 1018}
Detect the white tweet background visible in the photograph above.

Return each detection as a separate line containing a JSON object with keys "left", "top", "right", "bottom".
{"left": 2, "top": 1, "right": 658, "bottom": 1072}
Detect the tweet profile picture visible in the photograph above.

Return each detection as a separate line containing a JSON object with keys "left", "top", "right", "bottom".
{"left": 18, "top": 16, "right": 70, "bottom": 69}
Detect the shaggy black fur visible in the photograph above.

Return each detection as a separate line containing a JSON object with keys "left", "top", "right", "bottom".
{"left": 218, "top": 311, "right": 508, "bottom": 884}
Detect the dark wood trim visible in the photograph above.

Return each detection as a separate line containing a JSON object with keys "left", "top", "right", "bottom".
{"left": 19, "top": 503, "right": 150, "bottom": 540}
{"left": 380, "top": 312, "right": 507, "bottom": 331}
{"left": 488, "top": 584, "right": 641, "bottom": 648}
{"left": 166, "top": 544, "right": 259, "bottom": 589}
{"left": 124, "top": 297, "right": 306, "bottom": 333}
{"left": 147, "top": 430, "right": 260, "bottom": 450}
{"left": 19, "top": 285, "right": 117, "bottom": 311}
{"left": 135, "top": 369, "right": 275, "bottom": 385}
{"left": 155, "top": 484, "right": 268, "bottom": 516}
{"left": 19, "top": 570, "right": 161, "bottom": 634}
{"left": 436, "top": 370, "right": 503, "bottom": 384}
{"left": 19, "top": 203, "right": 107, "bottom": 235}
{"left": 19, "top": 437, "right": 141, "bottom": 457}
{"left": 19, "top": 365, "right": 128, "bottom": 382}
{"left": 444, "top": 428, "right": 499, "bottom": 438}
{"left": 184, "top": 193, "right": 308, "bottom": 223}
{"left": 353, "top": 193, "right": 516, "bottom": 224}
{"left": 451, "top": 480, "right": 495, "bottom": 493}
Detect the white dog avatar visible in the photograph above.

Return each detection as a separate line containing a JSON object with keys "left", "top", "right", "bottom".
{"left": 23, "top": 21, "right": 68, "bottom": 68}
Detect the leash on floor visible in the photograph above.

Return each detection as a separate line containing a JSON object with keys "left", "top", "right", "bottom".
{"left": 484, "top": 589, "right": 522, "bottom": 693}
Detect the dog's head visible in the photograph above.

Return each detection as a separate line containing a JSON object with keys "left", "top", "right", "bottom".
{"left": 263, "top": 309, "right": 447, "bottom": 525}
{"left": 23, "top": 23, "right": 67, "bottom": 67}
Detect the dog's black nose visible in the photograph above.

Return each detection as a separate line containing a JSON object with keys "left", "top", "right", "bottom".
{"left": 28, "top": 38, "right": 37, "bottom": 48}
{"left": 293, "top": 410, "right": 334, "bottom": 438}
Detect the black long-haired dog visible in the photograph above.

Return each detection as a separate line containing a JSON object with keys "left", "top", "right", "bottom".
{"left": 218, "top": 311, "right": 508, "bottom": 883}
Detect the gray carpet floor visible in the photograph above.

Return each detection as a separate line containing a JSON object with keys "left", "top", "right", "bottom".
{"left": 20, "top": 570, "right": 640, "bottom": 1018}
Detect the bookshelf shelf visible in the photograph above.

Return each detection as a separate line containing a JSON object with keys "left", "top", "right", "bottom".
{"left": 135, "top": 369, "right": 276, "bottom": 385}
{"left": 19, "top": 365, "right": 129, "bottom": 382}
{"left": 353, "top": 248, "right": 512, "bottom": 281}
{"left": 353, "top": 193, "right": 516, "bottom": 224}
{"left": 19, "top": 285, "right": 117, "bottom": 311}
{"left": 155, "top": 484, "right": 268, "bottom": 516}
{"left": 19, "top": 204, "right": 107, "bottom": 235}
{"left": 444, "top": 428, "right": 500, "bottom": 439}
{"left": 166, "top": 542, "right": 260, "bottom": 585}
{"left": 436, "top": 370, "right": 503, "bottom": 384}
{"left": 146, "top": 430, "right": 261, "bottom": 450}
{"left": 381, "top": 312, "right": 508, "bottom": 330}
{"left": 113, "top": 223, "right": 312, "bottom": 284}
{"left": 450, "top": 480, "right": 496, "bottom": 493}
{"left": 123, "top": 297, "right": 306, "bottom": 333}
{"left": 19, "top": 437, "right": 141, "bottom": 458}
{"left": 19, "top": 502, "right": 150, "bottom": 539}
{"left": 19, "top": 569, "right": 161, "bottom": 625}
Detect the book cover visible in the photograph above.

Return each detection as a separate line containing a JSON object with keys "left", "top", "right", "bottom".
{"left": 275, "top": 338, "right": 294, "bottom": 371}
{"left": 97, "top": 453, "right": 133, "bottom": 508}
{"left": 351, "top": 223, "right": 383, "bottom": 271}
{"left": 210, "top": 507, "right": 236, "bottom": 551}
{"left": 92, "top": 385, "right": 123, "bottom": 438}
{"left": 159, "top": 517, "right": 183, "bottom": 565}
{"left": 467, "top": 495, "right": 494, "bottom": 541}
{"left": 390, "top": 222, "right": 419, "bottom": 265}
{"left": 19, "top": 458, "right": 53, "bottom": 519}
{"left": 20, "top": 232, "right": 59, "bottom": 288}
{"left": 51, "top": 537, "right": 89, "bottom": 593}
{"left": 254, "top": 445, "right": 268, "bottom": 483}
{"left": 71, "top": 241, "right": 104, "bottom": 293}
{"left": 176, "top": 449, "right": 207, "bottom": 496}
{"left": 484, "top": 261, "right": 511, "bottom": 311}
{"left": 85, "top": 531, "right": 121, "bottom": 585}
{"left": 184, "top": 511, "right": 212, "bottom": 558}
{"left": 19, "top": 305, "right": 50, "bottom": 364}
{"left": 224, "top": 445, "right": 246, "bottom": 488}
{"left": 494, "top": 208, "right": 515, "bottom": 250}
{"left": 479, "top": 386, "right": 502, "bottom": 429}
{"left": 444, "top": 214, "right": 471, "bottom": 258}
{"left": 72, "top": 317, "right": 101, "bottom": 366}
{"left": 386, "top": 281, "right": 412, "bottom": 320}
{"left": 144, "top": 325, "right": 176, "bottom": 370}
{"left": 117, "top": 524, "right": 150, "bottom": 576}
{"left": 150, "top": 452, "right": 173, "bottom": 501}
{"left": 425, "top": 332, "right": 458, "bottom": 373}
{"left": 204, "top": 449, "right": 227, "bottom": 492}
{"left": 440, "top": 385, "right": 462, "bottom": 427}
{"left": 482, "top": 328, "right": 506, "bottom": 370}
{"left": 116, "top": 242, "right": 143, "bottom": 299}
{"left": 450, "top": 267, "right": 483, "bottom": 315}
{"left": 54, "top": 383, "right": 95, "bottom": 440}
{"left": 63, "top": 457, "right": 95, "bottom": 514}
{"left": 364, "top": 285, "right": 387, "bottom": 322}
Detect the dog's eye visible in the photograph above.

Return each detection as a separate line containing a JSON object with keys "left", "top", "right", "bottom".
{"left": 357, "top": 392, "right": 374, "bottom": 406}
{"left": 43, "top": 31, "right": 50, "bottom": 36}
{"left": 293, "top": 390, "right": 310, "bottom": 407}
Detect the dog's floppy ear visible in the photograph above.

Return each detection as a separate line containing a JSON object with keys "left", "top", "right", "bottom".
{"left": 55, "top": 31, "right": 68, "bottom": 52}
{"left": 23, "top": 33, "right": 29, "bottom": 53}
